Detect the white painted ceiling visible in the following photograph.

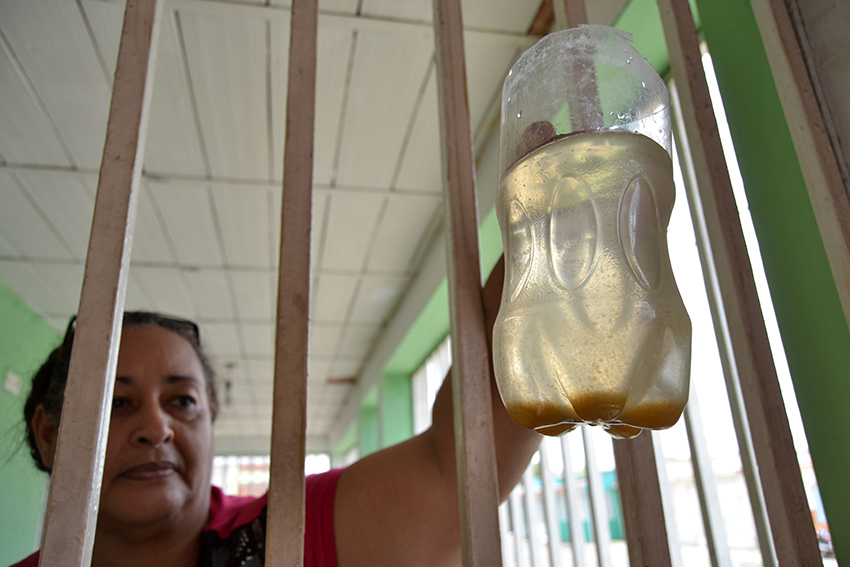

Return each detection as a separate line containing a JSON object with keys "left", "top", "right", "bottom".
{"left": 0, "top": 0, "right": 626, "bottom": 454}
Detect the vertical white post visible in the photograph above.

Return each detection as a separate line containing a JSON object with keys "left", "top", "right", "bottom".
{"left": 559, "top": 436, "right": 588, "bottom": 567}
{"left": 582, "top": 428, "right": 614, "bottom": 567}
{"left": 522, "top": 467, "right": 544, "bottom": 567}
{"left": 539, "top": 443, "right": 563, "bottom": 567}
{"left": 510, "top": 487, "right": 530, "bottom": 567}
{"left": 432, "top": 0, "right": 503, "bottom": 564}
{"left": 37, "top": 1, "right": 162, "bottom": 566}
{"left": 669, "top": 82, "right": 778, "bottom": 566}
{"left": 682, "top": 392, "right": 733, "bottom": 567}
{"left": 265, "top": 0, "right": 317, "bottom": 564}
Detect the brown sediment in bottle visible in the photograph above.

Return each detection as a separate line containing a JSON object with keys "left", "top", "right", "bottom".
{"left": 505, "top": 394, "right": 685, "bottom": 434}
{"left": 505, "top": 398, "right": 577, "bottom": 431}
{"left": 604, "top": 423, "right": 642, "bottom": 439}
{"left": 536, "top": 422, "right": 578, "bottom": 437}
{"left": 570, "top": 392, "right": 629, "bottom": 423}
{"left": 616, "top": 398, "right": 685, "bottom": 430}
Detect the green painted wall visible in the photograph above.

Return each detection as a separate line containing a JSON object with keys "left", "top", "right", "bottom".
{"left": 358, "top": 406, "right": 379, "bottom": 458}
{"left": 0, "top": 284, "right": 59, "bottom": 565}
{"left": 358, "top": 385, "right": 379, "bottom": 458}
{"left": 381, "top": 373, "right": 412, "bottom": 448}
{"left": 696, "top": 0, "right": 850, "bottom": 562}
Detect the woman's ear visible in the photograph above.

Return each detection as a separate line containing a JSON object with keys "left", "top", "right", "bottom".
{"left": 32, "top": 405, "right": 59, "bottom": 471}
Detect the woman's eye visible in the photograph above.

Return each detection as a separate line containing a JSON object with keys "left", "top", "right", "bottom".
{"left": 111, "top": 398, "right": 129, "bottom": 410}
{"left": 172, "top": 396, "right": 197, "bottom": 409}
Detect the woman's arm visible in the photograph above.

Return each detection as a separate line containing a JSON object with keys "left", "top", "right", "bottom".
{"left": 333, "top": 258, "right": 542, "bottom": 567}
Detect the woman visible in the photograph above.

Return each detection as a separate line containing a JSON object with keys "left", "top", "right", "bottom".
{"left": 14, "top": 271, "right": 541, "bottom": 567}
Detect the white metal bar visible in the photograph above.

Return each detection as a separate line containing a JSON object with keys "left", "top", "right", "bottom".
{"left": 265, "top": 0, "right": 318, "bottom": 563}
{"left": 682, "top": 389, "right": 733, "bottom": 567}
{"left": 650, "top": 431, "right": 684, "bottom": 567}
{"left": 581, "top": 427, "right": 613, "bottom": 567}
{"left": 657, "top": 0, "right": 821, "bottom": 563}
{"left": 669, "top": 81, "right": 778, "bottom": 567}
{"left": 559, "top": 436, "right": 588, "bottom": 567}
{"left": 539, "top": 443, "right": 563, "bottom": 567}
{"left": 510, "top": 487, "right": 531, "bottom": 567}
{"left": 37, "top": 1, "right": 163, "bottom": 566}
{"left": 500, "top": 502, "right": 515, "bottom": 567}
{"left": 432, "top": 0, "right": 503, "bottom": 564}
{"left": 522, "top": 467, "right": 545, "bottom": 567}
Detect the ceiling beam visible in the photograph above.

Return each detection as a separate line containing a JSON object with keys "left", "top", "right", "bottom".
{"left": 0, "top": 163, "right": 439, "bottom": 197}
{"left": 164, "top": 0, "right": 537, "bottom": 49}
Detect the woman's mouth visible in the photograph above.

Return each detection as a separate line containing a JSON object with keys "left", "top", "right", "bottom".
{"left": 122, "top": 462, "right": 177, "bottom": 481}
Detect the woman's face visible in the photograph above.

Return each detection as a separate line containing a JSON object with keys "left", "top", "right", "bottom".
{"left": 98, "top": 324, "right": 214, "bottom": 535}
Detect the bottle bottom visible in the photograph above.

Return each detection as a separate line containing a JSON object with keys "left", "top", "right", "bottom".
{"left": 508, "top": 395, "right": 685, "bottom": 439}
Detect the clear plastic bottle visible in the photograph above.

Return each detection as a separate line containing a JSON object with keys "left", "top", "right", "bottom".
{"left": 493, "top": 25, "right": 691, "bottom": 438}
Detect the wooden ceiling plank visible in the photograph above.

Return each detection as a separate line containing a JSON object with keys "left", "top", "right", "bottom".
{"left": 314, "top": 273, "right": 360, "bottom": 323}
{"left": 149, "top": 182, "right": 225, "bottom": 267}
{"left": 0, "top": 32, "right": 71, "bottom": 166}
{"left": 348, "top": 275, "right": 406, "bottom": 324}
{"left": 321, "top": 192, "right": 385, "bottom": 271}
{"left": 393, "top": 73, "right": 443, "bottom": 193}
{"left": 14, "top": 171, "right": 96, "bottom": 261}
{"left": 179, "top": 10, "right": 269, "bottom": 180}
{"left": 170, "top": 0, "right": 536, "bottom": 49}
{"left": 130, "top": 182, "right": 178, "bottom": 264}
{"left": 0, "top": 171, "right": 74, "bottom": 260}
{"left": 200, "top": 320, "right": 243, "bottom": 359}
{"left": 212, "top": 185, "right": 274, "bottom": 269}
{"left": 183, "top": 269, "right": 235, "bottom": 320}
{"left": 241, "top": 321, "right": 276, "bottom": 357}
{"left": 230, "top": 270, "right": 276, "bottom": 321}
{"left": 367, "top": 194, "right": 441, "bottom": 273}
{"left": 0, "top": 1, "right": 112, "bottom": 169}
{"left": 143, "top": 8, "right": 209, "bottom": 177}
{"left": 310, "top": 324, "right": 344, "bottom": 357}
{"left": 337, "top": 326, "right": 379, "bottom": 358}
{"left": 0, "top": 261, "right": 81, "bottom": 317}
{"left": 134, "top": 266, "right": 198, "bottom": 319}
{"left": 335, "top": 31, "right": 434, "bottom": 188}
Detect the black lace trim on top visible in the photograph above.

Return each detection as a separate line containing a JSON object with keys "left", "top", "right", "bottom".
{"left": 196, "top": 506, "right": 268, "bottom": 567}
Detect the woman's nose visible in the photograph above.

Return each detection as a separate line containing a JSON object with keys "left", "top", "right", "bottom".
{"left": 131, "top": 404, "right": 174, "bottom": 446}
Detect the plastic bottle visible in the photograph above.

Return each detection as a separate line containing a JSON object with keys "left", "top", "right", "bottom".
{"left": 493, "top": 25, "right": 691, "bottom": 438}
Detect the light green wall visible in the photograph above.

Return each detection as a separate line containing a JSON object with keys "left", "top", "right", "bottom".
{"left": 0, "top": 284, "right": 59, "bottom": 565}
{"left": 381, "top": 373, "right": 413, "bottom": 448}
{"left": 358, "top": 405, "right": 379, "bottom": 458}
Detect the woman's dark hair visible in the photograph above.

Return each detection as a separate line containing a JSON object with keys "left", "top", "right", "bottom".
{"left": 23, "top": 312, "right": 219, "bottom": 472}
